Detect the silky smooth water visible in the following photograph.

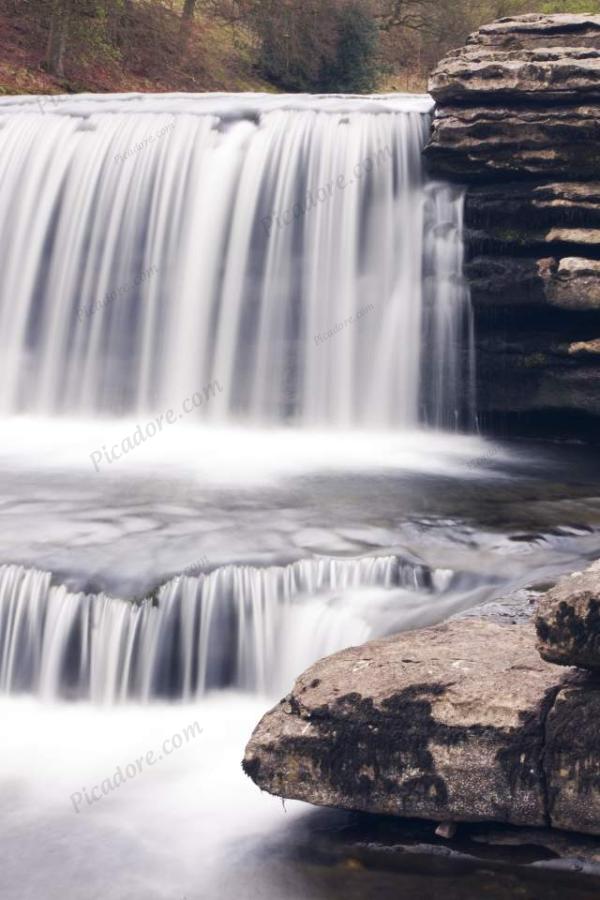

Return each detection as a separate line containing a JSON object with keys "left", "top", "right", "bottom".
{"left": 1, "top": 439, "right": 599, "bottom": 900}
{"left": 0, "top": 93, "right": 598, "bottom": 900}
{"left": 0, "top": 93, "right": 473, "bottom": 428}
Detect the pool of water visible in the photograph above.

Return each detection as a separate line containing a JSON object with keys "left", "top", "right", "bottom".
{"left": 1, "top": 421, "right": 599, "bottom": 899}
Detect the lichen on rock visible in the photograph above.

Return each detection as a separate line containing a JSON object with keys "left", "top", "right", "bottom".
{"left": 243, "top": 615, "right": 600, "bottom": 835}
{"left": 536, "top": 560, "right": 600, "bottom": 670}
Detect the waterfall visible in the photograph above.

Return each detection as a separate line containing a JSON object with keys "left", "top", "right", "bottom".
{"left": 0, "top": 93, "right": 474, "bottom": 427}
{"left": 0, "top": 557, "right": 432, "bottom": 702}
{"left": 0, "top": 93, "right": 477, "bottom": 707}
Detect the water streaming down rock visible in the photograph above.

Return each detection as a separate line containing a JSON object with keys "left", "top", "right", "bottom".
{"left": 0, "top": 557, "right": 431, "bottom": 702}
{"left": 0, "top": 93, "right": 474, "bottom": 427}
{"left": 0, "top": 94, "right": 476, "bottom": 706}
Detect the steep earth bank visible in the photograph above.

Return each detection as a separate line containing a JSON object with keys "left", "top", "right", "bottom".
{"left": 0, "top": 4, "right": 272, "bottom": 95}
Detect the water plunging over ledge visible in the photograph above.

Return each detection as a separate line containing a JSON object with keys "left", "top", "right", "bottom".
{"left": 0, "top": 93, "right": 474, "bottom": 429}
{"left": 1, "top": 93, "right": 598, "bottom": 900}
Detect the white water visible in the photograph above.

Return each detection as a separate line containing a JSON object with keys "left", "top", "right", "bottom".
{"left": 0, "top": 93, "right": 473, "bottom": 428}
{"left": 0, "top": 92, "right": 530, "bottom": 900}
{"left": 0, "top": 557, "right": 410, "bottom": 702}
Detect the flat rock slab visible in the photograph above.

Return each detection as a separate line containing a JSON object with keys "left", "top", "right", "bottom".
{"left": 243, "top": 619, "right": 600, "bottom": 835}
{"left": 536, "top": 560, "right": 600, "bottom": 669}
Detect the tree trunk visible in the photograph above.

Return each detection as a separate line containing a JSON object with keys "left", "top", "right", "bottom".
{"left": 179, "top": 0, "right": 198, "bottom": 50}
{"left": 46, "top": 0, "right": 71, "bottom": 78}
{"left": 181, "top": 0, "right": 197, "bottom": 24}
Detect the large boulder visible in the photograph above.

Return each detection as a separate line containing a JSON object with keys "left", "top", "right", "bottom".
{"left": 545, "top": 258, "right": 600, "bottom": 311}
{"left": 243, "top": 617, "right": 600, "bottom": 835}
{"left": 536, "top": 560, "right": 600, "bottom": 670}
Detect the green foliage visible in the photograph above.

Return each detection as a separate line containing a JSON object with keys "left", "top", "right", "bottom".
{"left": 251, "top": 0, "right": 381, "bottom": 93}
{"left": 539, "top": 0, "right": 600, "bottom": 11}
{"left": 5, "top": 0, "right": 600, "bottom": 95}
{"left": 65, "top": 1, "right": 124, "bottom": 66}
{"left": 320, "top": 1, "right": 381, "bottom": 92}
{"left": 252, "top": 1, "right": 330, "bottom": 92}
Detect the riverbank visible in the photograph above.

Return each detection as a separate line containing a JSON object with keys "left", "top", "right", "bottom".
{"left": 0, "top": 3, "right": 273, "bottom": 95}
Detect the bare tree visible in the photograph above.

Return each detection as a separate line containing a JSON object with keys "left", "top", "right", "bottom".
{"left": 46, "top": 0, "right": 73, "bottom": 77}
{"left": 375, "top": 0, "right": 440, "bottom": 33}
{"left": 181, "top": 0, "right": 198, "bottom": 24}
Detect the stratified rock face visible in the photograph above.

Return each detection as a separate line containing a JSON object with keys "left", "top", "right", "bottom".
{"left": 536, "top": 560, "right": 600, "bottom": 670}
{"left": 243, "top": 618, "right": 600, "bottom": 835}
{"left": 546, "top": 258, "right": 600, "bottom": 311}
{"left": 435, "top": 14, "right": 600, "bottom": 98}
{"left": 426, "top": 15, "right": 600, "bottom": 436}
{"left": 427, "top": 15, "right": 600, "bottom": 180}
{"left": 429, "top": 105, "right": 600, "bottom": 181}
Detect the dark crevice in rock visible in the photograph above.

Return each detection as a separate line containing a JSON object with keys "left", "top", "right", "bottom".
{"left": 465, "top": 186, "right": 600, "bottom": 232}
{"left": 466, "top": 236, "right": 600, "bottom": 263}
{"left": 431, "top": 94, "right": 600, "bottom": 111}
{"left": 477, "top": 408, "right": 600, "bottom": 444}
{"left": 539, "top": 684, "right": 564, "bottom": 828}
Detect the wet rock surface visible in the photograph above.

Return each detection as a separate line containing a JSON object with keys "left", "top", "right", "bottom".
{"left": 451, "top": 587, "right": 540, "bottom": 625}
{"left": 425, "top": 14, "right": 600, "bottom": 437}
{"left": 536, "top": 559, "right": 600, "bottom": 670}
{"left": 243, "top": 615, "right": 600, "bottom": 836}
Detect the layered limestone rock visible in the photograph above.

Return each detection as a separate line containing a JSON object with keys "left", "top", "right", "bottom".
{"left": 545, "top": 258, "right": 600, "bottom": 311}
{"left": 427, "top": 15, "right": 600, "bottom": 180}
{"left": 432, "top": 13, "right": 600, "bottom": 100}
{"left": 428, "top": 105, "right": 600, "bottom": 181}
{"left": 425, "top": 15, "right": 600, "bottom": 435}
{"left": 243, "top": 617, "right": 600, "bottom": 836}
{"left": 536, "top": 560, "right": 600, "bottom": 670}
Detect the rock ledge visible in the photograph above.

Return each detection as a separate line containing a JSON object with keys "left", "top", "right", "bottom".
{"left": 536, "top": 560, "right": 600, "bottom": 670}
{"left": 425, "top": 14, "right": 600, "bottom": 436}
{"left": 244, "top": 617, "right": 600, "bottom": 835}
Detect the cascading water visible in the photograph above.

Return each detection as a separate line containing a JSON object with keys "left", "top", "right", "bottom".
{"left": 1, "top": 91, "right": 600, "bottom": 900}
{"left": 0, "top": 557, "right": 434, "bottom": 702}
{"left": 2, "top": 86, "right": 600, "bottom": 900}
{"left": 0, "top": 91, "right": 480, "bottom": 707}
{"left": 0, "top": 93, "right": 474, "bottom": 428}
